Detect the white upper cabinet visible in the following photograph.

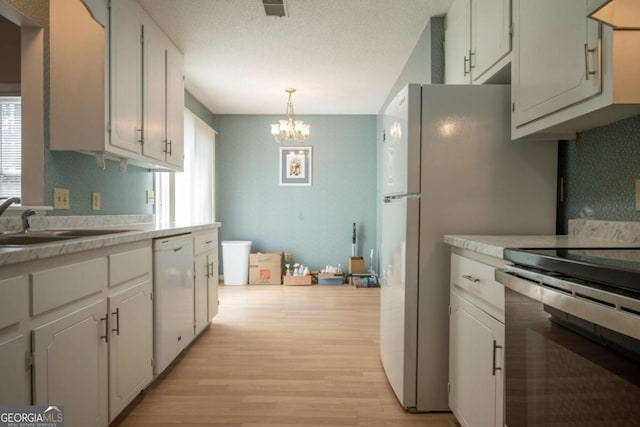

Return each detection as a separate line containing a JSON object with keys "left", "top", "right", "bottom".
{"left": 512, "top": 0, "right": 640, "bottom": 139}
{"left": 471, "top": 0, "right": 511, "bottom": 82}
{"left": 512, "top": 0, "right": 600, "bottom": 130}
{"left": 445, "top": 0, "right": 512, "bottom": 84}
{"left": 445, "top": 0, "right": 471, "bottom": 84}
{"left": 49, "top": 0, "right": 184, "bottom": 171}
{"left": 142, "top": 19, "right": 169, "bottom": 163}
{"left": 110, "top": 0, "right": 143, "bottom": 155}
{"left": 49, "top": 0, "right": 105, "bottom": 152}
{"left": 166, "top": 44, "right": 185, "bottom": 169}
{"left": 111, "top": 0, "right": 185, "bottom": 171}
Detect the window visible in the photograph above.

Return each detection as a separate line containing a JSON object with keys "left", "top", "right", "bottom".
{"left": 155, "top": 108, "right": 216, "bottom": 224}
{"left": 0, "top": 96, "right": 21, "bottom": 198}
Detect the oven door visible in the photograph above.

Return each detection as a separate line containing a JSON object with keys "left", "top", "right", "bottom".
{"left": 496, "top": 269, "right": 640, "bottom": 427}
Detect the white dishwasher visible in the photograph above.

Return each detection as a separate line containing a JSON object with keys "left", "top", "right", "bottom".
{"left": 153, "top": 234, "right": 194, "bottom": 375}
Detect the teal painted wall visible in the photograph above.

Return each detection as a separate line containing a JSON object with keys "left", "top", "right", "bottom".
{"left": 558, "top": 115, "right": 640, "bottom": 233}
{"left": 44, "top": 151, "right": 153, "bottom": 215}
{"left": 215, "top": 114, "right": 376, "bottom": 271}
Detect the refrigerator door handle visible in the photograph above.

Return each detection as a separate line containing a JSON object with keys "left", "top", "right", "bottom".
{"left": 383, "top": 193, "right": 421, "bottom": 203}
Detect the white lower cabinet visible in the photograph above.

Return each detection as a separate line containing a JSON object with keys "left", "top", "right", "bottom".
{"left": 0, "top": 240, "right": 154, "bottom": 426}
{"left": 0, "top": 274, "right": 30, "bottom": 405}
{"left": 32, "top": 300, "right": 109, "bottom": 427}
{"left": 449, "top": 292, "right": 504, "bottom": 427}
{"left": 194, "top": 252, "right": 210, "bottom": 335}
{"left": 193, "top": 229, "right": 219, "bottom": 335}
{"left": 0, "top": 334, "right": 30, "bottom": 405}
{"left": 449, "top": 252, "right": 505, "bottom": 427}
{"left": 108, "top": 280, "right": 153, "bottom": 420}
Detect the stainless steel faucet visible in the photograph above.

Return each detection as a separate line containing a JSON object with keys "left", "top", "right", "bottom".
{"left": 0, "top": 197, "right": 21, "bottom": 216}
{"left": 21, "top": 209, "right": 36, "bottom": 233}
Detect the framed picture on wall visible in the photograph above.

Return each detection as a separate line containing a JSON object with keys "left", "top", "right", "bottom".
{"left": 279, "top": 147, "right": 312, "bottom": 186}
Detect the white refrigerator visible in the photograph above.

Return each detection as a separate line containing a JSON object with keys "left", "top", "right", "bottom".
{"left": 379, "top": 84, "right": 557, "bottom": 412}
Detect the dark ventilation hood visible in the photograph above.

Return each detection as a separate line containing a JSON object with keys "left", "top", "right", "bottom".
{"left": 263, "top": 0, "right": 286, "bottom": 17}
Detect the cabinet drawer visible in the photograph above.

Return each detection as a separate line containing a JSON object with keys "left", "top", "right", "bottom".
{"left": 451, "top": 253, "right": 504, "bottom": 320}
{"left": 32, "top": 257, "right": 107, "bottom": 316}
{"left": 0, "top": 276, "right": 28, "bottom": 329}
{"left": 109, "top": 246, "right": 152, "bottom": 288}
{"left": 193, "top": 231, "right": 217, "bottom": 256}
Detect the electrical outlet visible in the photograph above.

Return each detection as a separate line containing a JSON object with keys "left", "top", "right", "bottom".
{"left": 146, "top": 190, "right": 155, "bottom": 205}
{"left": 53, "top": 188, "right": 70, "bottom": 209}
{"left": 92, "top": 192, "right": 101, "bottom": 210}
{"left": 284, "top": 252, "right": 292, "bottom": 262}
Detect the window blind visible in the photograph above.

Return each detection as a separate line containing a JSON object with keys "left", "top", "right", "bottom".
{"left": 0, "top": 97, "right": 21, "bottom": 198}
{"left": 155, "top": 108, "right": 216, "bottom": 224}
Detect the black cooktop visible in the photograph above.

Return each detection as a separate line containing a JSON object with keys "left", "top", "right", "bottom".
{"left": 504, "top": 247, "right": 640, "bottom": 296}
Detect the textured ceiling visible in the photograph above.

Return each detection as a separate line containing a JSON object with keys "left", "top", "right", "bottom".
{"left": 138, "top": 0, "right": 452, "bottom": 115}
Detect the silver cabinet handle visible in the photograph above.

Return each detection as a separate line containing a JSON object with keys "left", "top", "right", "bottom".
{"left": 112, "top": 307, "right": 120, "bottom": 336}
{"left": 208, "top": 261, "right": 214, "bottom": 278}
{"left": 584, "top": 43, "right": 597, "bottom": 80}
{"left": 100, "top": 314, "right": 109, "bottom": 343}
{"left": 463, "top": 55, "right": 470, "bottom": 76}
{"left": 492, "top": 340, "right": 503, "bottom": 376}
{"left": 137, "top": 128, "right": 143, "bottom": 144}
{"left": 469, "top": 50, "right": 476, "bottom": 69}
{"left": 167, "top": 140, "right": 173, "bottom": 156}
{"left": 462, "top": 274, "right": 480, "bottom": 283}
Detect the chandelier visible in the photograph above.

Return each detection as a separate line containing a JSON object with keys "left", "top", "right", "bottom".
{"left": 270, "top": 88, "right": 310, "bottom": 143}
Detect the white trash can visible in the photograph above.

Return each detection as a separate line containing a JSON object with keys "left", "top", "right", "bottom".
{"left": 221, "top": 241, "right": 252, "bottom": 285}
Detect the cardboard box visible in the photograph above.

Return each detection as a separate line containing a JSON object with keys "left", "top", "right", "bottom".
{"left": 318, "top": 273, "right": 344, "bottom": 285}
{"left": 349, "top": 256, "right": 365, "bottom": 273}
{"left": 283, "top": 275, "right": 312, "bottom": 286}
{"left": 249, "top": 252, "right": 282, "bottom": 285}
{"left": 348, "top": 256, "right": 365, "bottom": 285}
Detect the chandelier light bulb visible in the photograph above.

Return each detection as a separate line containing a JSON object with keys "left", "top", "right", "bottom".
{"left": 270, "top": 88, "right": 311, "bottom": 143}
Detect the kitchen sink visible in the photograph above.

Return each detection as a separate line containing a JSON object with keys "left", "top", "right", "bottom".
{"left": 0, "top": 229, "right": 135, "bottom": 246}
{"left": 0, "top": 234, "right": 75, "bottom": 245}
{"left": 45, "top": 229, "right": 134, "bottom": 237}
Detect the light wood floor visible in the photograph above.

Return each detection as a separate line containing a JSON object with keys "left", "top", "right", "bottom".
{"left": 115, "top": 285, "right": 458, "bottom": 426}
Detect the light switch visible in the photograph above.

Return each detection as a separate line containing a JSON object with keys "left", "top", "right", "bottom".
{"left": 53, "top": 188, "right": 70, "bottom": 209}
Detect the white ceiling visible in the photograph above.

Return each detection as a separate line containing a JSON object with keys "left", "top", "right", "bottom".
{"left": 138, "top": 0, "right": 452, "bottom": 115}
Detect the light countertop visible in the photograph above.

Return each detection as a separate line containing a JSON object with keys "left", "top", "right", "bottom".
{"left": 444, "top": 234, "right": 640, "bottom": 259}
{"left": 0, "top": 220, "right": 221, "bottom": 267}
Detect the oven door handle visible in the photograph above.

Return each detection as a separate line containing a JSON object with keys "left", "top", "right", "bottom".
{"left": 495, "top": 268, "right": 640, "bottom": 341}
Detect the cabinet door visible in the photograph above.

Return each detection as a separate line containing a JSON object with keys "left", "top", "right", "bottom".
{"left": 194, "top": 253, "right": 209, "bottom": 335}
{"left": 0, "top": 334, "right": 30, "bottom": 405}
{"left": 50, "top": 0, "right": 106, "bottom": 152}
{"left": 208, "top": 256, "right": 219, "bottom": 321}
{"left": 471, "top": 0, "right": 511, "bottom": 82}
{"left": 513, "top": 0, "right": 601, "bottom": 127}
{"left": 143, "top": 22, "right": 168, "bottom": 163}
{"left": 449, "top": 292, "right": 504, "bottom": 427}
{"left": 110, "top": 0, "right": 143, "bottom": 154}
{"left": 33, "top": 300, "right": 108, "bottom": 427}
{"left": 108, "top": 281, "right": 153, "bottom": 421}
{"left": 165, "top": 44, "right": 184, "bottom": 170}
{"left": 445, "top": 0, "right": 471, "bottom": 84}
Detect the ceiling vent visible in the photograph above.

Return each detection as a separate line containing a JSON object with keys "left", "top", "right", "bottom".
{"left": 263, "top": 0, "right": 286, "bottom": 17}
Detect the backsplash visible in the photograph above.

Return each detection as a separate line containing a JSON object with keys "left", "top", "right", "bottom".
{"left": 558, "top": 115, "right": 640, "bottom": 233}
{"left": 44, "top": 151, "right": 154, "bottom": 216}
